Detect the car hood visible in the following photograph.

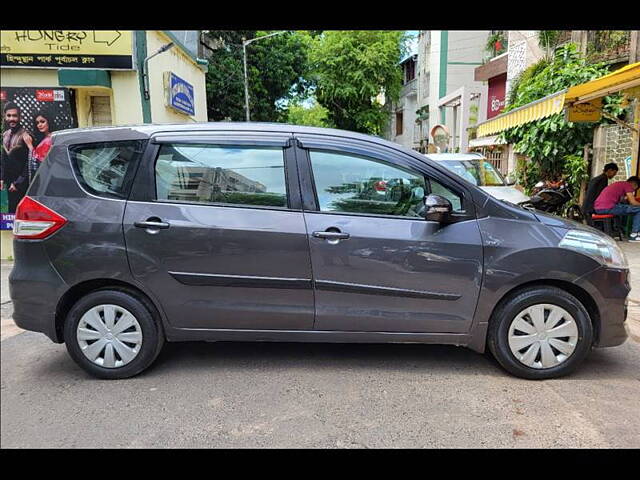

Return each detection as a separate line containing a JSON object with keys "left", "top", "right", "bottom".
{"left": 479, "top": 186, "right": 529, "bottom": 204}
{"left": 532, "top": 209, "right": 601, "bottom": 234}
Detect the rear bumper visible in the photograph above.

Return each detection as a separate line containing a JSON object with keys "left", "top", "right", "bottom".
{"left": 575, "top": 266, "right": 630, "bottom": 348}
{"left": 9, "top": 240, "right": 68, "bottom": 343}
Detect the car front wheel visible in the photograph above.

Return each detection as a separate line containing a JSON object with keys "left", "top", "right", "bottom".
{"left": 487, "top": 286, "right": 593, "bottom": 380}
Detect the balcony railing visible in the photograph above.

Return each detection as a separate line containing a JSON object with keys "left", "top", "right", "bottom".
{"left": 586, "top": 31, "right": 631, "bottom": 64}
{"left": 401, "top": 78, "right": 417, "bottom": 98}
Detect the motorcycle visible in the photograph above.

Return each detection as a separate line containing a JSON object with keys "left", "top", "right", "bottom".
{"left": 518, "top": 180, "right": 583, "bottom": 222}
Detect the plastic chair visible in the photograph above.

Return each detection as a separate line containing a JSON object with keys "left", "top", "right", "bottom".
{"left": 591, "top": 214, "right": 624, "bottom": 241}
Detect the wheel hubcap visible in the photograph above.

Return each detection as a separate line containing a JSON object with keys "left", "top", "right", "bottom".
{"left": 508, "top": 303, "right": 579, "bottom": 369}
{"left": 77, "top": 304, "right": 143, "bottom": 369}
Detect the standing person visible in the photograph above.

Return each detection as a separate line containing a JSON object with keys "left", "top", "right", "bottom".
{"left": 23, "top": 110, "right": 55, "bottom": 179}
{"left": 1, "top": 102, "right": 32, "bottom": 213}
{"left": 594, "top": 176, "right": 640, "bottom": 242}
{"left": 582, "top": 163, "right": 619, "bottom": 223}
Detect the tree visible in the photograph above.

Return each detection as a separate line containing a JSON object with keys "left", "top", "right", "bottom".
{"left": 308, "top": 31, "right": 407, "bottom": 135}
{"left": 203, "top": 31, "right": 310, "bottom": 122}
{"left": 285, "top": 99, "right": 333, "bottom": 128}
{"left": 499, "top": 43, "right": 626, "bottom": 193}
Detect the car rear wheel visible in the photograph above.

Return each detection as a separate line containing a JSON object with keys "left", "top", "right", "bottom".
{"left": 64, "top": 289, "right": 164, "bottom": 379}
{"left": 487, "top": 286, "right": 593, "bottom": 380}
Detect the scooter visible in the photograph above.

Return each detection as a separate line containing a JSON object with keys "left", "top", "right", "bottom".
{"left": 518, "top": 180, "right": 583, "bottom": 222}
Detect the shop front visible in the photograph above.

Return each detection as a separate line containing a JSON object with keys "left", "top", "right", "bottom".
{"left": 474, "top": 61, "right": 640, "bottom": 185}
{"left": 1, "top": 30, "right": 208, "bottom": 259}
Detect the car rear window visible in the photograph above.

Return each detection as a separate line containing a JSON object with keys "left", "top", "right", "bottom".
{"left": 69, "top": 140, "right": 147, "bottom": 199}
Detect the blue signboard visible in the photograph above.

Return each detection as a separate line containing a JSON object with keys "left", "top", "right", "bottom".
{"left": 166, "top": 72, "right": 195, "bottom": 116}
{"left": 1, "top": 213, "right": 15, "bottom": 231}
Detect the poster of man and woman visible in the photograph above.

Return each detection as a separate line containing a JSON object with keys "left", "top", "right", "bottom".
{"left": 0, "top": 87, "right": 77, "bottom": 229}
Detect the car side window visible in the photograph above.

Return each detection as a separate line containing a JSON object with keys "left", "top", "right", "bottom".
{"left": 69, "top": 140, "right": 147, "bottom": 199}
{"left": 309, "top": 150, "right": 426, "bottom": 218}
{"left": 428, "top": 177, "right": 465, "bottom": 213}
{"left": 155, "top": 144, "right": 288, "bottom": 208}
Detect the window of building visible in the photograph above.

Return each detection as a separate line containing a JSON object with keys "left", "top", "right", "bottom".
{"left": 404, "top": 57, "right": 416, "bottom": 84}
{"left": 309, "top": 150, "right": 426, "bottom": 218}
{"left": 155, "top": 144, "right": 288, "bottom": 208}
{"left": 396, "top": 111, "right": 404, "bottom": 136}
{"left": 89, "top": 96, "right": 112, "bottom": 126}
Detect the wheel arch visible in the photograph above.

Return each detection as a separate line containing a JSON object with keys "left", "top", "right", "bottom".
{"left": 54, "top": 279, "right": 167, "bottom": 343}
{"left": 487, "top": 279, "right": 600, "bottom": 345}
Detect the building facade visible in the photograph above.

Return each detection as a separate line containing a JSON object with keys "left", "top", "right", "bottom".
{"left": 472, "top": 30, "right": 640, "bottom": 181}
{"left": 386, "top": 30, "right": 490, "bottom": 153}
{"left": 1, "top": 30, "right": 209, "bottom": 258}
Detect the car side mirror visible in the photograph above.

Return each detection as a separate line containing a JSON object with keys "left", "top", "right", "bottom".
{"left": 424, "top": 194, "right": 453, "bottom": 223}
{"left": 506, "top": 174, "right": 517, "bottom": 186}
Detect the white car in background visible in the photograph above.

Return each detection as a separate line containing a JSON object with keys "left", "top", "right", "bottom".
{"left": 425, "top": 153, "right": 530, "bottom": 204}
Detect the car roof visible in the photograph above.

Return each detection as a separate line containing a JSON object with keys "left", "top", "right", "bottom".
{"left": 424, "top": 153, "right": 486, "bottom": 161}
{"left": 53, "top": 122, "right": 391, "bottom": 146}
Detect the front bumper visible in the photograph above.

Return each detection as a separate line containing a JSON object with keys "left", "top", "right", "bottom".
{"left": 575, "top": 266, "right": 630, "bottom": 348}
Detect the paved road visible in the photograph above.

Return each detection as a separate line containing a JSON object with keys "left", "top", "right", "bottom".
{"left": 2, "top": 249, "right": 640, "bottom": 448}
{"left": 2, "top": 329, "right": 639, "bottom": 448}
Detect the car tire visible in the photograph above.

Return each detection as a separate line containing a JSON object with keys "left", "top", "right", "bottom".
{"left": 487, "top": 286, "right": 593, "bottom": 380}
{"left": 64, "top": 288, "right": 165, "bottom": 379}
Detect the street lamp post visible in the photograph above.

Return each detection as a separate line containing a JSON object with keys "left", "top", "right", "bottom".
{"left": 242, "top": 31, "right": 287, "bottom": 122}
{"left": 143, "top": 42, "right": 175, "bottom": 102}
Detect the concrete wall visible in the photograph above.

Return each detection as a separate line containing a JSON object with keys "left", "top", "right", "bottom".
{"left": 388, "top": 80, "right": 418, "bottom": 149}
{"left": 506, "top": 31, "right": 544, "bottom": 104}
{"left": 111, "top": 71, "right": 143, "bottom": 125}
{"left": 146, "top": 31, "right": 207, "bottom": 123}
{"left": 592, "top": 124, "right": 635, "bottom": 180}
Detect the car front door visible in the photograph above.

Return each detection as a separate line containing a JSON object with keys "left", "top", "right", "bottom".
{"left": 123, "top": 132, "right": 314, "bottom": 331}
{"left": 294, "top": 135, "right": 483, "bottom": 334}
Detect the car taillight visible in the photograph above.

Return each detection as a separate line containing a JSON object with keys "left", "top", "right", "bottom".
{"left": 13, "top": 196, "right": 67, "bottom": 239}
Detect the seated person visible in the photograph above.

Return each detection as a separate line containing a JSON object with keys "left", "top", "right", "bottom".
{"left": 582, "top": 163, "right": 618, "bottom": 222}
{"left": 594, "top": 176, "right": 640, "bottom": 242}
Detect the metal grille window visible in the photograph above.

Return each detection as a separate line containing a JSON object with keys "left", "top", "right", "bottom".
{"left": 90, "top": 96, "right": 112, "bottom": 126}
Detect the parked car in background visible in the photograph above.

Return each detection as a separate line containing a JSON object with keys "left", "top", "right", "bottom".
{"left": 426, "top": 153, "right": 530, "bottom": 205}
{"left": 9, "top": 123, "right": 629, "bottom": 380}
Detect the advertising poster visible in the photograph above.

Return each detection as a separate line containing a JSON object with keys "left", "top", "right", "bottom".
{"left": 1, "top": 86, "right": 77, "bottom": 229}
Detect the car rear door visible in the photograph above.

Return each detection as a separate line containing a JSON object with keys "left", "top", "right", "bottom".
{"left": 123, "top": 131, "right": 314, "bottom": 331}
{"left": 294, "top": 134, "right": 484, "bottom": 334}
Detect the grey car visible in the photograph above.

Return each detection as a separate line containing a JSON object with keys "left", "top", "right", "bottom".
{"left": 9, "top": 123, "right": 630, "bottom": 380}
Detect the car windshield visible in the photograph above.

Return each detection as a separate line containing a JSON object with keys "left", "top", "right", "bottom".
{"left": 439, "top": 159, "right": 506, "bottom": 187}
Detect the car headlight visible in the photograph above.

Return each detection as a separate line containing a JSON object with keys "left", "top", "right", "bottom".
{"left": 559, "top": 230, "right": 628, "bottom": 269}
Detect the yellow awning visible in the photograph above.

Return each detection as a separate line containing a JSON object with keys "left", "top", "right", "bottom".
{"left": 565, "top": 62, "right": 640, "bottom": 104}
{"left": 475, "top": 62, "right": 640, "bottom": 138}
{"left": 476, "top": 91, "right": 566, "bottom": 137}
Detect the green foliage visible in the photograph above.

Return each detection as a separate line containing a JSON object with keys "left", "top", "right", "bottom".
{"left": 499, "top": 44, "right": 619, "bottom": 194}
{"left": 563, "top": 153, "right": 589, "bottom": 196}
{"left": 538, "top": 31, "right": 563, "bottom": 51}
{"left": 308, "top": 31, "right": 407, "bottom": 135}
{"left": 203, "top": 31, "right": 310, "bottom": 122}
{"left": 211, "top": 192, "right": 286, "bottom": 207}
{"left": 285, "top": 100, "right": 333, "bottom": 128}
{"left": 506, "top": 58, "right": 551, "bottom": 107}
{"left": 485, "top": 31, "right": 507, "bottom": 56}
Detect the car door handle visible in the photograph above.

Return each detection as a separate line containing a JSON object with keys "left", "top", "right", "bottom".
{"left": 134, "top": 220, "right": 170, "bottom": 230}
{"left": 312, "top": 231, "right": 350, "bottom": 240}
